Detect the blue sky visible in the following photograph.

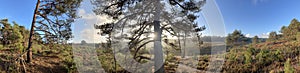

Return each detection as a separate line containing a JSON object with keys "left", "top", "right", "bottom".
{"left": 1, "top": 0, "right": 300, "bottom": 39}
{"left": 216, "top": 0, "right": 300, "bottom": 37}
{"left": 0, "top": 0, "right": 36, "bottom": 29}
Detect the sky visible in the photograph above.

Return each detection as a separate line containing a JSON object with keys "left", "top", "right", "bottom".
{"left": 216, "top": 0, "right": 300, "bottom": 38}
{"left": 0, "top": 0, "right": 36, "bottom": 29}
{"left": 1, "top": 0, "right": 300, "bottom": 43}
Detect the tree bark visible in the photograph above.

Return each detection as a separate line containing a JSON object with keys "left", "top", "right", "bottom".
{"left": 154, "top": 0, "right": 164, "bottom": 72}
{"left": 154, "top": 21, "right": 164, "bottom": 73}
{"left": 109, "top": 34, "right": 117, "bottom": 72}
{"left": 27, "top": 0, "right": 40, "bottom": 63}
{"left": 183, "top": 31, "right": 187, "bottom": 58}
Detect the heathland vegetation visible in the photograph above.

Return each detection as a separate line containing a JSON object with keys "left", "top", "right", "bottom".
{"left": 1, "top": 0, "right": 300, "bottom": 73}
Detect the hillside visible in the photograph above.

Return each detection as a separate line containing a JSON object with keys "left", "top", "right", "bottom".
{"left": 224, "top": 40, "right": 300, "bottom": 72}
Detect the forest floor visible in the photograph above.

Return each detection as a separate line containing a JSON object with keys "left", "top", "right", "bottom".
{"left": 1, "top": 40, "right": 300, "bottom": 73}
{"left": 175, "top": 56, "right": 205, "bottom": 73}
{"left": 0, "top": 49, "right": 68, "bottom": 73}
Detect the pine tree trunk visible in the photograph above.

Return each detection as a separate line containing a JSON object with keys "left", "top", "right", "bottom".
{"left": 177, "top": 33, "right": 183, "bottom": 58}
{"left": 109, "top": 34, "right": 117, "bottom": 72}
{"left": 154, "top": 21, "right": 164, "bottom": 73}
{"left": 27, "top": 0, "right": 40, "bottom": 63}
{"left": 154, "top": 0, "right": 164, "bottom": 72}
{"left": 183, "top": 31, "right": 187, "bottom": 58}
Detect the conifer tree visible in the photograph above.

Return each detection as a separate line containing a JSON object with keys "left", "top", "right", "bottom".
{"left": 252, "top": 35, "right": 259, "bottom": 44}
{"left": 92, "top": 0, "right": 207, "bottom": 72}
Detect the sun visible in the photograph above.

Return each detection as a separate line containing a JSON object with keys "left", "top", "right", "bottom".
{"left": 140, "top": 33, "right": 156, "bottom": 40}
{"left": 148, "top": 33, "right": 155, "bottom": 39}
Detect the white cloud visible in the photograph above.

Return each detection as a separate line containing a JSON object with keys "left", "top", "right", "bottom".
{"left": 259, "top": 32, "right": 269, "bottom": 38}
{"left": 245, "top": 32, "right": 269, "bottom": 38}
{"left": 71, "top": 0, "right": 113, "bottom": 43}
{"left": 79, "top": 29, "right": 107, "bottom": 43}
{"left": 78, "top": 9, "right": 112, "bottom": 26}
{"left": 74, "top": 10, "right": 112, "bottom": 43}
{"left": 245, "top": 34, "right": 252, "bottom": 37}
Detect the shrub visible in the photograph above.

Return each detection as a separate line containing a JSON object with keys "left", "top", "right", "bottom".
{"left": 273, "top": 49, "right": 284, "bottom": 62}
{"left": 62, "top": 46, "right": 77, "bottom": 73}
{"left": 226, "top": 52, "right": 237, "bottom": 62}
{"left": 255, "top": 49, "right": 273, "bottom": 66}
{"left": 284, "top": 58, "right": 295, "bottom": 73}
{"left": 32, "top": 44, "right": 42, "bottom": 54}
{"left": 247, "top": 47, "right": 256, "bottom": 55}
{"left": 63, "top": 55, "right": 77, "bottom": 73}
{"left": 297, "top": 32, "right": 300, "bottom": 42}
{"left": 0, "top": 44, "right": 3, "bottom": 50}
{"left": 244, "top": 50, "right": 252, "bottom": 64}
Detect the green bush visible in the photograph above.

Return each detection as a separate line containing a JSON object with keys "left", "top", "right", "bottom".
{"left": 244, "top": 50, "right": 252, "bottom": 64}
{"left": 284, "top": 58, "right": 295, "bottom": 73}
{"left": 62, "top": 46, "right": 77, "bottom": 73}
{"left": 297, "top": 32, "right": 300, "bottom": 42}
{"left": 226, "top": 52, "right": 237, "bottom": 62}
{"left": 63, "top": 55, "right": 77, "bottom": 73}
{"left": 246, "top": 48, "right": 256, "bottom": 55}
{"left": 0, "top": 45, "right": 3, "bottom": 50}
{"left": 256, "top": 49, "right": 269, "bottom": 65}
{"left": 273, "top": 49, "right": 284, "bottom": 62}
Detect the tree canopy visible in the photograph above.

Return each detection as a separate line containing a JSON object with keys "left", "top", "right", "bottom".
{"left": 92, "top": 0, "right": 207, "bottom": 72}
{"left": 0, "top": 19, "right": 33, "bottom": 53}
{"left": 268, "top": 31, "right": 278, "bottom": 41}
{"left": 252, "top": 35, "right": 259, "bottom": 44}
{"left": 35, "top": 0, "right": 82, "bottom": 44}
{"left": 226, "top": 30, "right": 248, "bottom": 46}
{"left": 280, "top": 18, "right": 300, "bottom": 40}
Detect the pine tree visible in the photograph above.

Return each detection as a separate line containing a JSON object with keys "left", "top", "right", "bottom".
{"left": 281, "top": 18, "right": 300, "bottom": 40}
{"left": 81, "top": 40, "right": 87, "bottom": 45}
{"left": 92, "top": 0, "right": 207, "bottom": 72}
{"left": 26, "top": 0, "right": 82, "bottom": 63}
{"left": 252, "top": 35, "right": 259, "bottom": 44}
{"left": 0, "top": 19, "right": 26, "bottom": 53}
{"left": 19, "top": 26, "right": 30, "bottom": 48}
{"left": 0, "top": 19, "right": 12, "bottom": 46}
{"left": 11, "top": 23, "right": 24, "bottom": 52}
{"left": 34, "top": 0, "right": 82, "bottom": 43}
{"left": 268, "top": 31, "right": 278, "bottom": 42}
{"left": 226, "top": 29, "right": 247, "bottom": 46}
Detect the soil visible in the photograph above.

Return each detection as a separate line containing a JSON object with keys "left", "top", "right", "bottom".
{"left": 0, "top": 49, "right": 68, "bottom": 73}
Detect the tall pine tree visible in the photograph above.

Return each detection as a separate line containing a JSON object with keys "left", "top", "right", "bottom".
{"left": 26, "top": 0, "right": 82, "bottom": 63}
{"left": 92, "top": 0, "right": 207, "bottom": 72}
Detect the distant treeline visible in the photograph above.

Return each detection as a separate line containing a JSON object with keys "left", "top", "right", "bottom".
{"left": 201, "top": 36, "right": 267, "bottom": 43}
{"left": 201, "top": 36, "right": 225, "bottom": 42}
